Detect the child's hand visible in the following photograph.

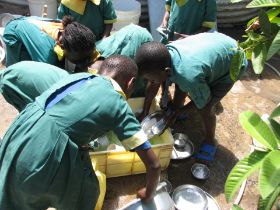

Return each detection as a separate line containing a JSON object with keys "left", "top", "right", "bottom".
{"left": 137, "top": 187, "right": 153, "bottom": 202}
{"left": 174, "top": 32, "right": 189, "bottom": 40}
{"left": 137, "top": 111, "right": 148, "bottom": 122}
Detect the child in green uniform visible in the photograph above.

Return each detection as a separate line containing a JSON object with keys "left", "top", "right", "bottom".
{"left": 135, "top": 32, "right": 248, "bottom": 163}
{"left": 0, "top": 61, "right": 69, "bottom": 112}
{"left": 3, "top": 16, "right": 96, "bottom": 72}
{"left": 161, "top": 0, "right": 216, "bottom": 41}
{"left": 0, "top": 55, "right": 160, "bottom": 210}
{"left": 58, "top": 0, "right": 117, "bottom": 41}
{"left": 93, "top": 24, "right": 153, "bottom": 97}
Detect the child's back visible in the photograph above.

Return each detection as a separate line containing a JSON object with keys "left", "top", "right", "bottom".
{"left": 58, "top": 0, "right": 117, "bottom": 40}
{"left": 162, "top": 0, "right": 216, "bottom": 41}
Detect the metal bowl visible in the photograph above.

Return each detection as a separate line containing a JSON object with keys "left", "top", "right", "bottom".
{"left": 171, "top": 133, "right": 194, "bottom": 160}
{"left": 191, "top": 163, "right": 210, "bottom": 180}
{"left": 156, "top": 180, "right": 173, "bottom": 194}
{"left": 0, "top": 46, "right": 4, "bottom": 64}
{"left": 141, "top": 111, "right": 167, "bottom": 139}
{"left": 172, "top": 184, "right": 208, "bottom": 210}
{"left": 119, "top": 191, "right": 175, "bottom": 210}
{"left": 173, "top": 133, "right": 188, "bottom": 149}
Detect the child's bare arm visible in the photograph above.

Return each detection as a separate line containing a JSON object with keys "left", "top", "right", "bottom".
{"left": 102, "top": 23, "right": 113, "bottom": 38}
{"left": 138, "top": 81, "right": 161, "bottom": 121}
{"left": 161, "top": 11, "right": 170, "bottom": 28}
{"left": 136, "top": 148, "right": 161, "bottom": 202}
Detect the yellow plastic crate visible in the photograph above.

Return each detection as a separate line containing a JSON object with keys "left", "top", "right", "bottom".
{"left": 90, "top": 97, "right": 174, "bottom": 178}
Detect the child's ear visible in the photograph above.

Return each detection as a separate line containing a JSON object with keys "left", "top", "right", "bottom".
{"left": 128, "top": 77, "right": 136, "bottom": 87}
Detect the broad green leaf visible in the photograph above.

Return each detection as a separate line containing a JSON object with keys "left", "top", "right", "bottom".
{"left": 270, "top": 23, "right": 280, "bottom": 35}
{"left": 231, "top": 0, "right": 243, "bottom": 3}
{"left": 225, "top": 150, "right": 267, "bottom": 202}
{"left": 246, "top": 49, "right": 253, "bottom": 60}
{"left": 271, "top": 105, "right": 280, "bottom": 118}
{"left": 267, "top": 7, "right": 280, "bottom": 21}
{"left": 259, "top": 150, "right": 280, "bottom": 198}
{"left": 239, "top": 112, "right": 278, "bottom": 150}
{"left": 252, "top": 43, "right": 267, "bottom": 74}
{"left": 271, "top": 16, "right": 280, "bottom": 24}
{"left": 232, "top": 204, "right": 244, "bottom": 210}
{"left": 268, "top": 119, "right": 280, "bottom": 143}
{"left": 267, "top": 31, "right": 280, "bottom": 60}
{"left": 248, "top": 31, "right": 265, "bottom": 41}
{"left": 230, "top": 50, "right": 245, "bottom": 82}
{"left": 258, "top": 185, "right": 280, "bottom": 210}
{"left": 239, "top": 38, "right": 253, "bottom": 49}
{"left": 247, "top": 0, "right": 280, "bottom": 8}
{"left": 259, "top": 9, "right": 271, "bottom": 36}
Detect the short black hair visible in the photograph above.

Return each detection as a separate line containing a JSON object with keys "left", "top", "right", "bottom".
{"left": 135, "top": 41, "right": 171, "bottom": 75}
{"left": 61, "top": 16, "right": 96, "bottom": 52}
{"left": 99, "top": 55, "right": 138, "bottom": 81}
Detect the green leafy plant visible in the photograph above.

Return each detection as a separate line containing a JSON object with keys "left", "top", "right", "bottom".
{"left": 225, "top": 105, "right": 280, "bottom": 210}
{"left": 229, "top": 0, "right": 280, "bottom": 75}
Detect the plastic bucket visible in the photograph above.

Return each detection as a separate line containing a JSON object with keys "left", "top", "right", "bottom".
{"left": 28, "top": 0, "right": 57, "bottom": 19}
{"left": 112, "top": 0, "right": 141, "bottom": 31}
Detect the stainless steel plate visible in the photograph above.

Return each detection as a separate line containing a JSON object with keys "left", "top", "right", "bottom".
{"left": 171, "top": 133, "right": 194, "bottom": 160}
{"left": 172, "top": 184, "right": 208, "bottom": 210}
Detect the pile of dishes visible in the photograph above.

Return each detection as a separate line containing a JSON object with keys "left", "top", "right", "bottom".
{"left": 119, "top": 181, "right": 175, "bottom": 210}
{"left": 119, "top": 182, "right": 220, "bottom": 210}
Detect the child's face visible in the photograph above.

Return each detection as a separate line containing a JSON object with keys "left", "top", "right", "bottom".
{"left": 141, "top": 68, "right": 170, "bottom": 84}
{"left": 65, "top": 49, "right": 93, "bottom": 69}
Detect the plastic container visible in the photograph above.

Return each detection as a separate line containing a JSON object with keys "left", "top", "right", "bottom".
{"left": 112, "top": 0, "right": 141, "bottom": 31}
{"left": 90, "top": 97, "right": 174, "bottom": 178}
{"left": 28, "top": 0, "right": 57, "bottom": 18}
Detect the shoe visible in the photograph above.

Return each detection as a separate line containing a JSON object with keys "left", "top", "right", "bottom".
{"left": 194, "top": 143, "right": 217, "bottom": 162}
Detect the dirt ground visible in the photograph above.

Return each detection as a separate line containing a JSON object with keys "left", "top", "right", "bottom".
{"left": 0, "top": 3, "right": 280, "bottom": 210}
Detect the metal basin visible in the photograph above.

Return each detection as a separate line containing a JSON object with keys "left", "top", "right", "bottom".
{"left": 141, "top": 111, "right": 167, "bottom": 139}
{"left": 172, "top": 185, "right": 208, "bottom": 210}
{"left": 119, "top": 191, "right": 175, "bottom": 210}
{"left": 156, "top": 180, "right": 173, "bottom": 194}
